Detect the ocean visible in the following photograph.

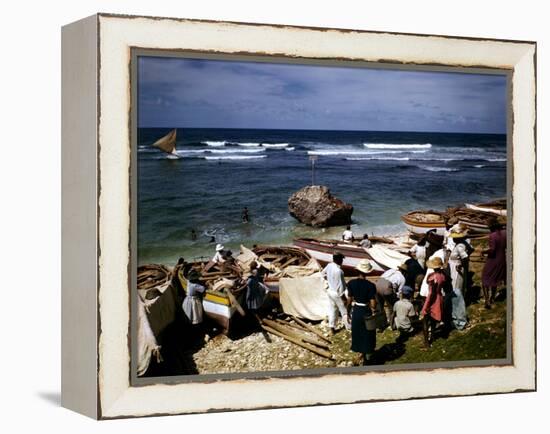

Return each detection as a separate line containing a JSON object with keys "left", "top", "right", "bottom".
{"left": 137, "top": 128, "right": 507, "bottom": 266}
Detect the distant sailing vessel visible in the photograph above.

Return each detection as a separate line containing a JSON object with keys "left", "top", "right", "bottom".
{"left": 151, "top": 129, "right": 178, "bottom": 155}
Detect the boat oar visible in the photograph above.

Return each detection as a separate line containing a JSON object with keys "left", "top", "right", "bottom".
{"left": 225, "top": 289, "right": 246, "bottom": 316}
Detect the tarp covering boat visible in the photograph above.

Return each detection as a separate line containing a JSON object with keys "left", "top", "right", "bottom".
{"left": 279, "top": 273, "right": 329, "bottom": 320}
{"left": 136, "top": 264, "right": 183, "bottom": 376}
{"left": 366, "top": 244, "right": 409, "bottom": 270}
{"left": 137, "top": 298, "right": 161, "bottom": 376}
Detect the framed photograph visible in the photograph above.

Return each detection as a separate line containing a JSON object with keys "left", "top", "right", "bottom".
{"left": 61, "top": 13, "right": 536, "bottom": 419}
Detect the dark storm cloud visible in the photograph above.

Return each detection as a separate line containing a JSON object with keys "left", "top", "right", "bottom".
{"left": 138, "top": 56, "right": 507, "bottom": 133}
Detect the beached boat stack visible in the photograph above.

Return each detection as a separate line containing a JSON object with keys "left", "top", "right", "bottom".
{"left": 401, "top": 198, "right": 507, "bottom": 238}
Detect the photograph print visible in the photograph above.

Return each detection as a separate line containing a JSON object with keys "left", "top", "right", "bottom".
{"left": 134, "top": 53, "right": 509, "bottom": 379}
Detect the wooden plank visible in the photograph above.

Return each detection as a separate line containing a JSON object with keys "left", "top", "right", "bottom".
{"left": 225, "top": 289, "right": 246, "bottom": 316}
{"left": 265, "top": 319, "right": 329, "bottom": 349}
{"left": 260, "top": 324, "right": 333, "bottom": 359}
{"left": 291, "top": 316, "right": 332, "bottom": 344}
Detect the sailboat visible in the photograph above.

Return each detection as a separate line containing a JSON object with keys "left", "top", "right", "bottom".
{"left": 151, "top": 129, "right": 178, "bottom": 156}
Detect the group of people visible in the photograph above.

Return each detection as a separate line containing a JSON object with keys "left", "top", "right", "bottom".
{"left": 175, "top": 218, "right": 506, "bottom": 364}
{"left": 322, "top": 217, "right": 507, "bottom": 359}
{"left": 342, "top": 226, "right": 372, "bottom": 249}
{"left": 174, "top": 243, "right": 270, "bottom": 330}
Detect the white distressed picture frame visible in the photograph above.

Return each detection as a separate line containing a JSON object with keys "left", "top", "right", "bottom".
{"left": 61, "top": 13, "right": 536, "bottom": 419}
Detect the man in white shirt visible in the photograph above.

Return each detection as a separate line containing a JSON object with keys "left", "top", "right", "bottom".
{"left": 212, "top": 244, "right": 226, "bottom": 264}
{"left": 342, "top": 225, "right": 354, "bottom": 242}
{"left": 322, "top": 253, "right": 350, "bottom": 334}
{"left": 375, "top": 264, "right": 407, "bottom": 330}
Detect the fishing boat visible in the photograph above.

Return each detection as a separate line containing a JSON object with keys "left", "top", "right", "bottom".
{"left": 449, "top": 208, "right": 501, "bottom": 235}
{"left": 465, "top": 198, "right": 507, "bottom": 216}
{"left": 400, "top": 210, "right": 447, "bottom": 236}
{"left": 151, "top": 128, "right": 178, "bottom": 155}
{"left": 251, "top": 245, "right": 320, "bottom": 295}
{"left": 180, "top": 261, "right": 246, "bottom": 334}
{"left": 292, "top": 238, "right": 392, "bottom": 273}
{"left": 202, "top": 245, "right": 318, "bottom": 331}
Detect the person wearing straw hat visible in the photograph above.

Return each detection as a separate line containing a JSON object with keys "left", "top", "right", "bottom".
{"left": 421, "top": 256, "right": 446, "bottom": 347}
{"left": 322, "top": 252, "right": 350, "bottom": 334}
{"left": 347, "top": 259, "right": 378, "bottom": 365}
{"left": 375, "top": 262, "right": 407, "bottom": 330}
{"left": 447, "top": 227, "right": 470, "bottom": 330}
{"left": 212, "top": 243, "right": 226, "bottom": 265}
{"left": 182, "top": 270, "right": 206, "bottom": 325}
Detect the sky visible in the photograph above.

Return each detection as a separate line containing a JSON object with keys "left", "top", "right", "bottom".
{"left": 138, "top": 56, "right": 507, "bottom": 134}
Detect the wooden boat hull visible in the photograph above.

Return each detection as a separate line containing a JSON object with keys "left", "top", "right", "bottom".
{"left": 202, "top": 290, "right": 245, "bottom": 333}
{"left": 465, "top": 203, "right": 507, "bottom": 216}
{"left": 401, "top": 211, "right": 446, "bottom": 236}
{"left": 293, "top": 238, "right": 385, "bottom": 273}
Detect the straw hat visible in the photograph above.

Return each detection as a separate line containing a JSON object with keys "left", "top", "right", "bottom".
{"left": 449, "top": 229, "right": 469, "bottom": 239}
{"left": 355, "top": 259, "right": 373, "bottom": 274}
{"left": 215, "top": 243, "right": 224, "bottom": 251}
{"left": 426, "top": 256, "right": 444, "bottom": 269}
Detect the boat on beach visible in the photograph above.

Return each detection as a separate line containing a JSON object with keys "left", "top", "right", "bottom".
{"left": 251, "top": 245, "right": 320, "bottom": 295}
{"left": 293, "top": 238, "right": 391, "bottom": 273}
{"left": 400, "top": 210, "right": 447, "bottom": 236}
{"left": 448, "top": 208, "right": 502, "bottom": 235}
{"left": 465, "top": 198, "right": 507, "bottom": 216}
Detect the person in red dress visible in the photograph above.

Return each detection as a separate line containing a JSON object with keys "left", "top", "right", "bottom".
{"left": 421, "top": 256, "right": 446, "bottom": 348}
{"left": 481, "top": 220, "right": 507, "bottom": 309}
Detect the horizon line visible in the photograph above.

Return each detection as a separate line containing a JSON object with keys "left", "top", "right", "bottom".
{"left": 138, "top": 126, "right": 507, "bottom": 135}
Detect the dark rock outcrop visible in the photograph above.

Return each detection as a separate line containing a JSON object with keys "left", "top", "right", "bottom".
{"left": 288, "top": 185, "right": 353, "bottom": 227}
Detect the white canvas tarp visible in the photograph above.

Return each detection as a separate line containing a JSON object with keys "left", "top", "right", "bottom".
{"left": 137, "top": 298, "right": 161, "bottom": 376}
{"left": 279, "top": 273, "right": 329, "bottom": 321}
{"left": 366, "top": 245, "right": 409, "bottom": 270}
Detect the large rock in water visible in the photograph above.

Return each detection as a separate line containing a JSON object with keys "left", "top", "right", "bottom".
{"left": 288, "top": 185, "right": 353, "bottom": 227}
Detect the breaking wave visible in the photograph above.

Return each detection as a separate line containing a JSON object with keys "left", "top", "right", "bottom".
{"left": 208, "top": 148, "right": 265, "bottom": 154}
{"left": 364, "top": 143, "right": 432, "bottom": 149}
{"left": 262, "top": 143, "right": 290, "bottom": 149}
{"left": 204, "top": 141, "right": 226, "bottom": 147}
{"left": 204, "top": 155, "right": 267, "bottom": 161}
{"left": 420, "top": 166, "right": 459, "bottom": 172}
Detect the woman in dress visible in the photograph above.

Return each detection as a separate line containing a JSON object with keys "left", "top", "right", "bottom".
{"left": 347, "top": 259, "right": 377, "bottom": 365}
{"left": 447, "top": 227, "right": 470, "bottom": 330}
{"left": 481, "top": 220, "right": 507, "bottom": 308}
{"left": 246, "top": 261, "right": 267, "bottom": 322}
{"left": 421, "top": 256, "right": 446, "bottom": 347}
{"left": 181, "top": 270, "right": 206, "bottom": 325}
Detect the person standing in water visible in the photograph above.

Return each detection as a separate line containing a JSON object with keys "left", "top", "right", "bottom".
{"left": 242, "top": 207, "right": 250, "bottom": 223}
